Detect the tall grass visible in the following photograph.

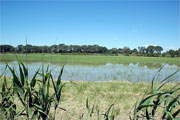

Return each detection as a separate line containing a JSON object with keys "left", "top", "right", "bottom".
{"left": 130, "top": 67, "right": 180, "bottom": 119}
{"left": 0, "top": 61, "right": 115, "bottom": 120}
{"left": 78, "top": 98, "right": 114, "bottom": 120}
{"left": 0, "top": 61, "right": 64, "bottom": 119}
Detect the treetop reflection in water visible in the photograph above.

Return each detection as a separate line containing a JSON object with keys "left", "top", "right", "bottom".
{"left": 0, "top": 61, "right": 179, "bottom": 82}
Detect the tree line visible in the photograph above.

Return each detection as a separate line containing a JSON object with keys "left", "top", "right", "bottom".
{"left": 0, "top": 44, "right": 179, "bottom": 57}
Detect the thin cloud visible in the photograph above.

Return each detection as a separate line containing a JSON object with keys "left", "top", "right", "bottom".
{"left": 132, "top": 30, "right": 137, "bottom": 33}
{"left": 154, "top": 41, "right": 160, "bottom": 44}
{"left": 164, "top": 46, "right": 176, "bottom": 51}
{"left": 143, "top": 44, "right": 157, "bottom": 47}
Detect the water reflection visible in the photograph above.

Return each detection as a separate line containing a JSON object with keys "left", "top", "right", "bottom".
{"left": 0, "top": 61, "right": 179, "bottom": 82}
{"left": 1, "top": 59, "right": 178, "bottom": 69}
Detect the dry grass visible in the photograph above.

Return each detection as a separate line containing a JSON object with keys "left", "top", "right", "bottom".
{"left": 0, "top": 76, "right": 178, "bottom": 120}
{"left": 51, "top": 81, "right": 176, "bottom": 120}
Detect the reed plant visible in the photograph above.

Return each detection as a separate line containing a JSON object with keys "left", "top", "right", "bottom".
{"left": 130, "top": 66, "right": 180, "bottom": 120}
{"left": 78, "top": 98, "right": 114, "bottom": 120}
{"left": 0, "top": 61, "right": 115, "bottom": 120}
{"left": 0, "top": 61, "right": 65, "bottom": 120}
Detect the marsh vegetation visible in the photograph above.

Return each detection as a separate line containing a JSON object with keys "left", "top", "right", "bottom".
{"left": 0, "top": 59, "right": 179, "bottom": 119}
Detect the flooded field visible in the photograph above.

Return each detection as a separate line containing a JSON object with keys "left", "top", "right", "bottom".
{"left": 0, "top": 60, "right": 179, "bottom": 82}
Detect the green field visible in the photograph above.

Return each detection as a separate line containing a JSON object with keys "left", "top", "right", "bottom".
{"left": 0, "top": 53, "right": 179, "bottom": 65}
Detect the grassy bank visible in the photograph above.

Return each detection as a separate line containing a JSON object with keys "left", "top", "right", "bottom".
{"left": 0, "top": 53, "right": 179, "bottom": 65}
{"left": 57, "top": 81, "right": 178, "bottom": 119}
{"left": 0, "top": 77, "right": 178, "bottom": 119}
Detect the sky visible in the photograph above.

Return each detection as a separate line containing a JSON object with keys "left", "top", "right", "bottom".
{"left": 0, "top": 0, "right": 179, "bottom": 51}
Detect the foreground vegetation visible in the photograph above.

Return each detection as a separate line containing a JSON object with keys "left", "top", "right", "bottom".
{"left": 0, "top": 61, "right": 179, "bottom": 119}
{"left": 1, "top": 78, "right": 179, "bottom": 119}
{"left": 0, "top": 53, "right": 180, "bottom": 65}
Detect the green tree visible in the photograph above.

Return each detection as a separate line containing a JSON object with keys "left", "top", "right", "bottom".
{"left": 147, "top": 45, "right": 155, "bottom": 54}
{"left": 110, "top": 48, "right": 118, "bottom": 54}
{"left": 138, "top": 46, "right": 146, "bottom": 55}
{"left": 0, "top": 45, "right": 14, "bottom": 53}
{"left": 51, "top": 45, "right": 58, "bottom": 53}
{"left": 168, "top": 49, "right": 175, "bottom": 57}
{"left": 132, "top": 48, "right": 138, "bottom": 55}
{"left": 175, "top": 48, "right": 180, "bottom": 57}
{"left": 155, "top": 46, "right": 163, "bottom": 54}
{"left": 123, "top": 46, "right": 131, "bottom": 55}
{"left": 17, "top": 45, "right": 25, "bottom": 53}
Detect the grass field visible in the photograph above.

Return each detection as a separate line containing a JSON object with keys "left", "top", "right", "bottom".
{"left": 0, "top": 78, "right": 177, "bottom": 119}
{"left": 58, "top": 81, "right": 177, "bottom": 119}
{"left": 0, "top": 53, "right": 179, "bottom": 65}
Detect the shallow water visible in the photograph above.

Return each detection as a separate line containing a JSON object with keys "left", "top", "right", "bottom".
{"left": 0, "top": 61, "right": 179, "bottom": 82}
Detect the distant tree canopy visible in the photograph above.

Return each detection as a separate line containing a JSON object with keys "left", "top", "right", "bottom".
{"left": 0, "top": 45, "right": 14, "bottom": 53}
{"left": 0, "top": 44, "right": 179, "bottom": 57}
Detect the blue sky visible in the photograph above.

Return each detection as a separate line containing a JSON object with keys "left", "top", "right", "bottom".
{"left": 0, "top": 0, "right": 179, "bottom": 51}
